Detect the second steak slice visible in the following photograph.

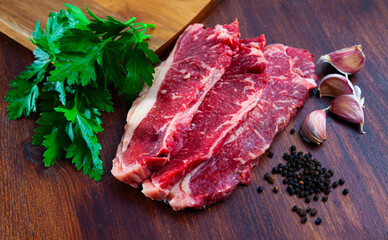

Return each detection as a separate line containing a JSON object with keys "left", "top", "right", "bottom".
{"left": 142, "top": 36, "right": 269, "bottom": 200}
{"left": 112, "top": 21, "right": 240, "bottom": 187}
{"left": 167, "top": 44, "right": 317, "bottom": 210}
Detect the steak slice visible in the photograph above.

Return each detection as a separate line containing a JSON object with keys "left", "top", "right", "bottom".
{"left": 112, "top": 21, "right": 240, "bottom": 187}
{"left": 142, "top": 36, "right": 269, "bottom": 200}
{"left": 167, "top": 44, "right": 317, "bottom": 210}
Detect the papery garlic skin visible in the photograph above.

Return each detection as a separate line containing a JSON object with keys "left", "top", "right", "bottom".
{"left": 318, "top": 74, "right": 355, "bottom": 98}
{"left": 300, "top": 109, "right": 327, "bottom": 145}
{"left": 330, "top": 94, "right": 365, "bottom": 134}
{"left": 354, "top": 85, "right": 362, "bottom": 100}
{"left": 319, "top": 45, "right": 365, "bottom": 75}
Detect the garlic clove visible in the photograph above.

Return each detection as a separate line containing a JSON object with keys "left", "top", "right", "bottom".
{"left": 318, "top": 74, "right": 355, "bottom": 98}
{"left": 319, "top": 45, "right": 365, "bottom": 75}
{"left": 330, "top": 94, "right": 365, "bottom": 134}
{"left": 300, "top": 109, "right": 327, "bottom": 145}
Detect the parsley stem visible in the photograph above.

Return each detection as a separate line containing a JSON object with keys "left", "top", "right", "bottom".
{"left": 125, "top": 17, "right": 136, "bottom": 26}
{"left": 142, "top": 35, "right": 151, "bottom": 40}
{"left": 132, "top": 26, "right": 149, "bottom": 31}
{"left": 145, "top": 23, "right": 156, "bottom": 29}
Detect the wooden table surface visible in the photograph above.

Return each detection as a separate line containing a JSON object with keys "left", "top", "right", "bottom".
{"left": 1, "top": 0, "right": 387, "bottom": 239}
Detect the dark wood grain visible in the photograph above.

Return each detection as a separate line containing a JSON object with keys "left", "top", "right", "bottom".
{"left": 1, "top": 0, "right": 387, "bottom": 239}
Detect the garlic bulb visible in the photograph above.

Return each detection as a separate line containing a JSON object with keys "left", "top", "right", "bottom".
{"left": 300, "top": 109, "right": 327, "bottom": 145}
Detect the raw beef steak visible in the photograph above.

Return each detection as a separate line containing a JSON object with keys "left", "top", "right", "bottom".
{"left": 167, "top": 44, "right": 317, "bottom": 210}
{"left": 112, "top": 21, "right": 240, "bottom": 187}
{"left": 142, "top": 36, "right": 269, "bottom": 200}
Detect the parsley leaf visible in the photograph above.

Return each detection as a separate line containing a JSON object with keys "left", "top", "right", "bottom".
{"left": 48, "top": 50, "right": 100, "bottom": 85}
{"left": 101, "top": 41, "right": 126, "bottom": 88}
{"left": 122, "top": 42, "right": 159, "bottom": 100}
{"left": 42, "top": 81, "right": 67, "bottom": 105}
{"left": 5, "top": 4, "right": 159, "bottom": 181}
{"left": 31, "top": 8, "right": 86, "bottom": 59}
{"left": 33, "top": 111, "right": 68, "bottom": 146}
{"left": 82, "top": 85, "right": 114, "bottom": 112}
{"left": 5, "top": 54, "right": 50, "bottom": 119}
{"left": 42, "top": 126, "right": 68, "bottom": 166}
{"left": 55, "top": 92, "right": 105, "bottom": 180}
{"left": 59, "top": 28, "right": 101, "bottom": 53}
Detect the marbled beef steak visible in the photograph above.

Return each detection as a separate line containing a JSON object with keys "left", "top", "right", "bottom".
{"left": 112, "top": 21, "right": 317, "bottom": 210}
{"left": 112, "top": 21, "right": 240, "bottom": 187}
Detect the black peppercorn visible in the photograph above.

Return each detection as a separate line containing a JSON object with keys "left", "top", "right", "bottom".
{"left": 300, "top": 210, "right": 307, "bottom": 217}
{"left": 305, "top": 196, "right": 311, "bottom": 203}
{"left": 268, "top": 151, "right": 274, "bottom": 158}
{"left": 322, "top": 195, "right": 328, "bottom": 202}
{"left": 290, "top": 145, "right": 296, "bottom": 151}
{"left": 313, "top": 195, "right": 319, "bottom": 201}
{"left": 296, "top": 208, "right": 302, "bottom": 215}
{"left": 272, "top": 167, "right": 278, "bottom": 174}
{"left": 343, "top": 188, "right": 349, "bottom": 195}
{"left": 257, "top": 186, "right": 264, "bottom": 193}
{"left": 290, "top": 129, "right": 296, "bottom": 134}
{"left": 339, "top": 178, "right": 345, "bottom": 185}
{"left": 292, "top": 206, "right": 298, "bottom": 212}
{"left": 310, "top": 208, "right": 317, "bottom": 216}
{"left": 306, "top": 207, "right": 311, "bottom": 213}
{"left": 264, "top": 172, "right": 270, "bottom": 180}
{"left": 315, "top": 217, "right": 322, "bottom": 225}
{"left": 301, "top": 216, "right": 308, "bottom": 224}
{"left": 269, "top": 176, "right": 275, "bottom": 184}
{"left": 332, "top": 181, "right": 339, "bottom": 188}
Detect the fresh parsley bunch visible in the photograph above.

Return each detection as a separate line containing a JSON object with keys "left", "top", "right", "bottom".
{"left": 4, "top": 4, "right": 159, "bottom": 181}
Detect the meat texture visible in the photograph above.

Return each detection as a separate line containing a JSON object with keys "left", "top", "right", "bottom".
{"left": 167, "top": 44, "right": 317, "bottom": 210}
{"left": 142, "top": 36, "right": 269, "bottom": 200}
{"left": 112, "top": 21, "right": 240, "bottom": 187}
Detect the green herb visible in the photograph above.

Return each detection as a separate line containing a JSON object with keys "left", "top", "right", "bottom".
{"left": 4, "top": 4, "right": 159, "bottom": 181}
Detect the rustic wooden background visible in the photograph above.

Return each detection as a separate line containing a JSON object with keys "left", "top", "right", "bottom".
{"left": 1, "top": 0, "right": 387, "bottom": 239}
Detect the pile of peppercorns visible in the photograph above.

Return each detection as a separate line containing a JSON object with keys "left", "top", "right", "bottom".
{"left": 257, "top": 139, "right": 348, "bottom": 225}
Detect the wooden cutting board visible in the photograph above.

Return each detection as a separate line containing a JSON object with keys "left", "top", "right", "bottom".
{"left": 0, "top": 0, "right": 220, "bottom": 54}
